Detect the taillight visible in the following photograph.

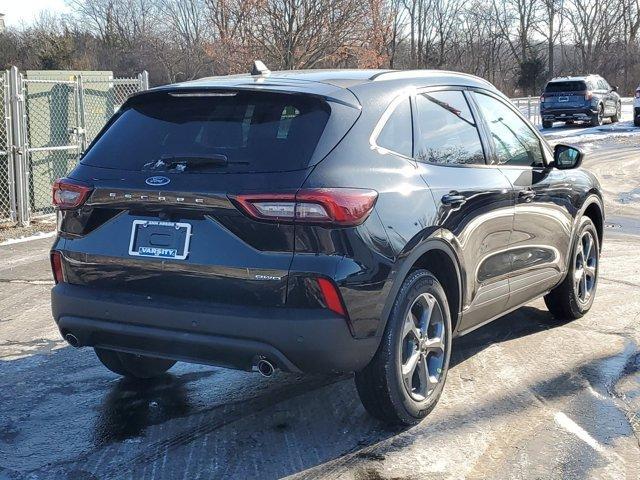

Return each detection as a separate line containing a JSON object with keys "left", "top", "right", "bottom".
{"left": 540, "top": 95, "right": 546, "bottom": 103}
{"left": 50, "top": 251, "right": 64, "bottom": 284}
{"left": 585, "top": 91, "right": 593, "bottom": 100}
{"left": 232, "top": 188, "right": 378, "bottom": 226}
{"left": 635, "top": 90, "right": 640, "bottom": 99}
{"left": 52, "top": 178, "right": 92, "bottom": 209}
{"left": 317, "top": 277, "right": 347, "bottom": 317}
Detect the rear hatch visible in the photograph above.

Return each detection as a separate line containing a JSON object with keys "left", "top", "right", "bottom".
{"left": 542, "top": 81, "right": 589, "bottom": 108}
{"left": 58, "top": 85, "right": 360, "bottom": 307}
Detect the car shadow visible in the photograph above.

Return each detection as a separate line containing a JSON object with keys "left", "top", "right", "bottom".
{"left": 2, "top": 304, "right": 632, "bottom": 480}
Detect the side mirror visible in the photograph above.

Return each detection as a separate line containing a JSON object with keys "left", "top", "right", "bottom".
{"left": 612, "top": 85, "right": 619, "bottom": 92}
{"left": 553, "top": 144, "right": 583, "bottom": 169}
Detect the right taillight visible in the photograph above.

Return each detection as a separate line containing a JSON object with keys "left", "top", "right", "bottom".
{"left": 231, "top": 188, "right": 378, "bottom": 227}
{"left": 50, "top": 251, "right": 64, "bottom": 284}
{"left": 52, "top": 178, "right": 93, "bottom": 209}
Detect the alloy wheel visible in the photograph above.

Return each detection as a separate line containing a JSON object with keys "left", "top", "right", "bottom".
{"left": 400, "top": 293, "right": 446, "bottom": 401}
{"left": 574, "top": 231, "right": 597, "bottom": 304}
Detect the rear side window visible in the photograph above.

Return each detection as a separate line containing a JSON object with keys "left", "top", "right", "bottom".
{"left": 414, "top": 90, "right": 485, "bottom": 165}
{"left": 375, "top": 97, "right": 412, "bottom": 157}
{"left": 544, "top": 81, "right": 587, "bottom": 93}
{"left": 81, "top": 91, "right": 331, "bottom": 173}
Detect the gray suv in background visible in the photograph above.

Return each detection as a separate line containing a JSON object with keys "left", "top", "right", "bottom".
{"left": 540, "top": 75, "right": 621, "bottom": 128}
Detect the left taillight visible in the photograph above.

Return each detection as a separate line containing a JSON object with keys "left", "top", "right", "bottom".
{"left": 231, "top": 188, "right": 378, "bottom": 227}
{"left": 52, "top": 178, "right": 93, "bottom": 209}
{"left": 50, "top": 251, "right": 64, "bottom": 284}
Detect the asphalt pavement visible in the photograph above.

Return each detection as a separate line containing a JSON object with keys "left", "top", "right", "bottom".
{"left": 1, "top": 130, "right": 639, "bottom": 480}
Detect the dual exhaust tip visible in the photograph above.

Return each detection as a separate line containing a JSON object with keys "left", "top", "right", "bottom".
{"left": 64, "top": 332, "right": 277, "bottom": 377}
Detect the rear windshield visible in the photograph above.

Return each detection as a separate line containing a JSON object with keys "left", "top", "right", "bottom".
{"left": 81, "top": 91, "right": 331, "bottom": 173}
{"left": 544, "top": 81, "right": 587, "bottom": 93}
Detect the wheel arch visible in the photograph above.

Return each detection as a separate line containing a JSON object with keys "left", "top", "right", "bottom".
{"left": 379, "top": 236, "right": 464, "bottom": 338}
{"left": 581, "top": 194, "right": 604, "bottom": 251}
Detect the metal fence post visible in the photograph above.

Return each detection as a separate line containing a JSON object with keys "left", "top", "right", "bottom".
{"left": 139, "top": 70, "right": 149, "bottom": 91}
{"left": 8, "top": 66, "right": 29, "bottom": 226}
{"left": 76, "top": 74, "right": 87, "bottom": 152}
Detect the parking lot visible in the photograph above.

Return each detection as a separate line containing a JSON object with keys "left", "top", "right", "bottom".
{"left": 1, "top": 125, "right": 640, "bottom": 479}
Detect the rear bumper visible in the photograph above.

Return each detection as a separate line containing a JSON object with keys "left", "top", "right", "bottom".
{"left": 51, "top": 283, "right": 379, "bottom": 374}
{"left": 540, "top": 107, "right": 595, "bottom": 121}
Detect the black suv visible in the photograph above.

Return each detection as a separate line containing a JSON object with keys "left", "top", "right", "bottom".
{"left": 51, "top": 67, "right": 604, "bottom": 425}
{"left": 540, "top": 75, "right": 621, "bottom": 128}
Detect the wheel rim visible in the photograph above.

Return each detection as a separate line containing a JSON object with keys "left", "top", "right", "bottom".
{"left": 400, "top": 293, "right": 446, "bottom": 401}
{"left": 573, "top": 231, "right": 597, "bottom": 304}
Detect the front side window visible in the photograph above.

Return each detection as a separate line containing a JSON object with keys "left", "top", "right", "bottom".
{"left": 375, "top": 97, "right": 412, "bottom": 157}
{"left": 414, "top": 90, "right": 485, "bottom": 165}
{"left": 473, "top": 92, "right": 544, "bottom": 167}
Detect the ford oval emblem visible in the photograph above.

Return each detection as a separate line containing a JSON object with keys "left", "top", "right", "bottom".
{"left": 145, "top": 176, "right": 170, "bottom": 186}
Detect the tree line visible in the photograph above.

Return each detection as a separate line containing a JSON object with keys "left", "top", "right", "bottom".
{"left": 1, "top": 0, "right": 639, "bottom": 95}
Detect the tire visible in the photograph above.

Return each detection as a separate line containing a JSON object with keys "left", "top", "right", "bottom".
{"left": 355, "top": 269, "right": 452, "bottom": 426}
{"left": 542, "top": 120, "right": 553, "bottom": 129}
{"left": 590, "top": 105, "right": 603, "bottom": 126}
{"left": 544, "top": 217, "right": 599, "bottom": 320}
{"left": 634, "top": 117, "right": 640, "bottom": 127}
{"left": 95, "top": 347, "right": 176, "bottom": 379}
{"left": 611, "top": 102, "right": 621, "bottom": 123}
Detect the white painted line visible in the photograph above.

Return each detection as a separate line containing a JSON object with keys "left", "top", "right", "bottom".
{"left": 553, "top": 411, "right": 604, "bottom": 453}
{"left": 0, "top": 231, "right": 56, "bottom": 246}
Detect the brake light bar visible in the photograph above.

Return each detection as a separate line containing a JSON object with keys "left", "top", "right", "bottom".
{"left": 232, "top": 188, "right": 378, "bottom": 226}
{"left": 52, "top": 178, "right": 93, "bottom": 209}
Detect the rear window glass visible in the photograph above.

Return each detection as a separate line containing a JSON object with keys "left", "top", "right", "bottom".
{"left": 376, "top": 98, "right": 412, "bottom": 157}
{"left": 81, "top": 91, "right": 331, "bottom": 173}
{"left": 544, "top": 81, "right": 587, "bottom": 93}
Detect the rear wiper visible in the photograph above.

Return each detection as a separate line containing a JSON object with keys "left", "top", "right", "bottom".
{"left": 162, "top": 154, "right": 229, "bottom": 167}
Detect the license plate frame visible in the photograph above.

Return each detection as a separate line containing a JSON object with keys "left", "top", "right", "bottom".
{"left": 128, "top": 220, "right": 192, "bottom": 260}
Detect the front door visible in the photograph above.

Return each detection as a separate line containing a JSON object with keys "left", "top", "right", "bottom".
{"left": 471, "top": 91, "right": 572, "bottom": 309}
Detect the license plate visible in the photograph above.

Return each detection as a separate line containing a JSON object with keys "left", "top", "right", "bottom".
{"left": 128, "top": 220, "right": 191, "bottom": 260}
{"left": 558, "top": 96, "right": 569, "bottom": 102}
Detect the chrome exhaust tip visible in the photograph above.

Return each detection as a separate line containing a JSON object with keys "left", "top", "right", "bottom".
{"left": 64, "top": 333, "right": 80, "bottom": 348}
{"left": 257, "top": 359, "right": 275, "bottom": 377}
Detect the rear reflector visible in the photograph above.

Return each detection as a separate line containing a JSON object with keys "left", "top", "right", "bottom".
{"left": 317, "top": 277, "right": 347, "bottom": 317}
{"left": 53, "top": 178, "right": 93, "bottom": 209}
{"left": 232, "top": 188, "right": 378, "bottom": 226}
{"left": 50, "top": 251, "right": 64, "bottom": 284}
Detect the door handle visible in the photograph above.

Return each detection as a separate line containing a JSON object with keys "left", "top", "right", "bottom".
{"left": 519, "top": 188, "right": 536, "bottom": 202}
{"left": 441, "top": 191, "right": 466, "bottom": 206}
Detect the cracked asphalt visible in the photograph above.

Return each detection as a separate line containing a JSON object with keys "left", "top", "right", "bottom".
{"left": 1, "top": 131, "right": 640, "bottom": 479}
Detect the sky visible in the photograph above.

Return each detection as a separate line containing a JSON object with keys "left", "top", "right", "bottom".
{"left": 0, "top": 0, "right": 71, "bottom": 27}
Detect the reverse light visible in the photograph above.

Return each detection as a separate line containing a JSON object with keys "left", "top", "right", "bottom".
{"left": 232, "top": 188, "right": 378, "bottom": 226}
{"left": 317, "top": 277, "right": 347, "bottom": 317}
{"left": 52, "top": 178, "right": 93, "bottom": 209}
{"left": 50, "top": 251, "right": 65, "bottom": 284}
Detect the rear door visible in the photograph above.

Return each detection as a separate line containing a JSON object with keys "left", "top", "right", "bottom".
{"left": 411, "top": 88, "right": 515, "bottom": 331}
{"left": 471, "top": 91, "right": 572, "bottom": 309}
{"left": 60, "top": 89, "right": 359, "bottom": 307}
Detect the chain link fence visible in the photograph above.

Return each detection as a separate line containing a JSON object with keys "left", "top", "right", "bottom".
{"left": 0, "top": 72, "right": 15, "bottom": 224}
{"left": 0, "top": 67, "right": 148, "bottom": 225}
